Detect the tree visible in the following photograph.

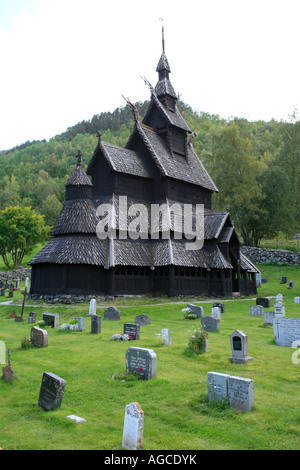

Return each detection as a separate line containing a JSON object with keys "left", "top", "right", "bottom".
{"left": 0, "top": 206, "right": 50, "bottom": 269}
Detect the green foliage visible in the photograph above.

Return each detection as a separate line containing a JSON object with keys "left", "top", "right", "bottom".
{"left": 185, "top": 328, "right": 208, "bottom": 355}
{"left": 0, "top": 206, "right": 50, "bottom": 269}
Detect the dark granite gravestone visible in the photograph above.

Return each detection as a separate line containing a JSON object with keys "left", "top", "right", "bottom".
{"left": 123, "top": 323, "right": 140, "bottom": 340}
{"left": 0, "top": 280, "right": 3, "bottom": 288}
{"left": 288, "top": 280, "right": 294, "bottom": 289}
{"left": 104, "top": 306, "right": 120, "bottom": 321}
{"left": 28, "top": 312, "right": 37, "bottom": 324}
{"left": 38, "top": 372, "right": 66, "bottom": 411}
{"left": 280, "top": 277, "right": 287, "bottom": 284}
{"left": 0, "top": 289, "right": 5, "bottom": 297}
{"left": 42, "top": 312, "right": 59, "bottom": 328}
{"left": 261, "top": 278, "right": 268, "bottom": 284}
{"left": 213, "top": 302, "right": 225, "bottom": 313}
{"left": 91, "top": 314, "right": 101, "bottom": 334}
{"left": 134, "top": 314, "right": 151, "bottom": 325}
{"left": 126, "top": 347, "right": 157, "bottom": 380}
{"left": 201, "top": 316, "right": 220, "bottom": 332}
{"left": 31, "top": 326, "right": 48, "bottom": 348}
{"left": 8, "top": 290, "right": 13, "bottom": 298}
{"left": 256, "top": 297, "right": 271, "bottom": 308}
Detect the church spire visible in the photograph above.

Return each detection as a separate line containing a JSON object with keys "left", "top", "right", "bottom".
{"left": 155, "top": 24, "right": 177, "bottom": 104}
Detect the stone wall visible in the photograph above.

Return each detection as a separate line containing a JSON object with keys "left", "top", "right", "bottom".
{"left": 241, "top": 246, "right": 300, "bottom": 265}
{"left": 0, "top": 267, "right": 31, "bottom": 282}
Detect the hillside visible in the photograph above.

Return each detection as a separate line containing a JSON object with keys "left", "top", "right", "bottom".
{"left": 0, "top": 101, "right": 299, "bottom": 246}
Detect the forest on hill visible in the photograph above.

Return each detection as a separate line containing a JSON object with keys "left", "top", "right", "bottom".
{"left": 0, "top": 101, "right": 299, "bottom": 247}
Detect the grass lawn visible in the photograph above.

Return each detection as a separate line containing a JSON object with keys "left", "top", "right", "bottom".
{"left": 0, "top": 263, "right": 299, "bottom": 450}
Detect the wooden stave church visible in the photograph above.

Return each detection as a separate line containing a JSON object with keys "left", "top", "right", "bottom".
{"left": 29, "top": 34, "right": 259, "bottom": 298}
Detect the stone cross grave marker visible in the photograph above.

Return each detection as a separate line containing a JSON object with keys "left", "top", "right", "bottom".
{"left": 122, "top": 402, "right": 144, "bottom": 450}
{"left": 126, "top": 347, "right": 157, "bottom": 380}
{"left": 38, "top": 372, "right": 66, "bottom": 411}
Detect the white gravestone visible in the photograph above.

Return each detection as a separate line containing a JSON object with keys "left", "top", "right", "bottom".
{"left": 161, "top": 328, "right": 171, "bottom": 345}
{"left": 250, "top": 305, "right": 263, "bottom": 316}
{"left": 122, "top": 402, "right": 144, "bottom": 450}
{"left": 274, "top": 301, "right": 285, "bottom": 318}
{"left": 273, "top": 317, "right": 300, "bottom": 347}
{"left": 264, "top": 311, "right": 274, "bottom": 325}
{"left": 89, "top": 298, "right": 96, "bottom": 316}
{"left": 294, "top": 297, "right": 300, "bottom": 304}
{"left": 211, "top": 307, "right": 221, "bottom": 320}
{"left": 275, "top": 293, "right": 283, "bottom": 302}
{"left": 207, "top": 372, "right": 254, "bottom": 412}
{"left": 207, "top": 372, "right": 228, "bottom": 403}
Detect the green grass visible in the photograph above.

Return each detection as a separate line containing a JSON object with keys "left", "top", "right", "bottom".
{"left": 0, "top": 263, "right": 299, "bottom": 450}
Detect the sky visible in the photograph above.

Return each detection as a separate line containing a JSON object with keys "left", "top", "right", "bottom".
{"left": 1, "top": 0, "right": 300, "bottom": 150}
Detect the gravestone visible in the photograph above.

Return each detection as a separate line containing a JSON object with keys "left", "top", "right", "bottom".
{"left": 207, "top": 372, "right": 254, "bottom": 412}
{"left": 256, "top": 297, "right": 271, "bottom": 308}
{"left": 213, "top": 302, "right": 225, "bottom": 313}
{"left": 229, "top": 329, "right": 253, "bottom": 363}
{"left": 126, "top": 347, "right": 157, "bottom": 380}
{"left": 9, "top": 290, "right": 13, "bottom": 298}
{"left": 227, "top": 375, "right": 254, "bottom": 412}
{"left": 134, "top": 314, "right": 151, "bottom": 326}
{"left": 280, "top": 277, "right": 287, "bottom": 284}
{"left": 104, "top": 306, "right": 120, "bottom": 321}
{"left": 264, "top": 311, "right": 274, "bottom": 325}
{"left": 2, "top": 348, "right": 13, "bottom": 382}
{"left": 123, "top": 323, "right": 140, "bottom": 340}
{"left": 38, "top": 372, "right": 66, "bottom": 411}
{"left": 70, "top": 317, "right": 85, "bottom": 331}
{"left": 161, "top": 328, "right": 171, "bottom": 345}
{"left": 0, "top": 289, "right": 5, "bottom": 296}
{"left": 201, "top": 316, "right": 220, "bottom": 332}
{"left": 91, "top": 314, "right": 101, "bottom": 334}
{"left": 250, "top": 305, "right": 263, "bottom": 316}
{"left": 275, "top": 293, "right": 283, "bottom": 302}
{"left": 28, "top": 312, "right": 37, "bottom": 324}
{"left": 0, "top": 280, "right": 3, "bottom": 288}
{"left": 273, "top": 317, "right": 300, "bottom": 347}
{"left": 261, "top": 278, "right": 268, "bottom": 284}
{"left": 10, "top": 282, "right": 14, "bottom": 290}
{"left": 288, "top": 280, "right": 294, "bottom": 289}
{"left": 43, "top": 312, "right": 59, "bottom": 328}
{"left": 66, "top": 415, "right": 87, "bottom": 424}
{"left": 186, "top": 304, "right": 204, "bottom": 318}
{"left": 5, "top": 282, "right": 9, "bottom": 290}
{"left": 89, "top": 298, "right": 96, "bottom": 316}
{"left": 274, "top": 300, "right": 285, "bottom": 317}
{"left": 256, "top": 272, "right": 261, "bottom": 287}
{"left": 295, "top": 297, "right": 300, "bottom": 304}
{"left": 15, "top": 279, "right": 20, "bottom": 290}
{"left": 211, "top": 307, "right": 221, "bottom": 320}
{"left": 122, "top": 402, "right": 144, "bottom": 450}
{"left": 31, "top": 326, "right": 48, "bottom": 348}
{"left": 207, "top": 372, "right": 229, "bottom": 403}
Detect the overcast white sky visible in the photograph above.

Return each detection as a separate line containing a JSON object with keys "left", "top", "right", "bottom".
{"left": 1, "top": 0, "right": 300, "bottom": 150}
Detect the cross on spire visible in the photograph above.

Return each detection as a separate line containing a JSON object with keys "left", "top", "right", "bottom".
{"left": 76, "top": 149, "right": 82, "bottom": 166}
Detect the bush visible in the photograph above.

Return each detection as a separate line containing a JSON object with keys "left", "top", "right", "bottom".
{"left": 185, "top": 328, "right": 208, "bottom": 355}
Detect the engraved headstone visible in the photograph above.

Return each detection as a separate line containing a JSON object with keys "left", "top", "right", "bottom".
{"left": 229, "top": 329, "right": 253, "bottom": 363}
{"left": 207, "top": 372, "right": 228, "bottom": 403}
{"left": 134, "top": 314, "right": 151, "bottom": 325}
{"left": 264, "top": 311, "right": 274, "bottom": 325}
{"left": 31, "top": 326, "right": 48, "bottom": 348}
{"left": 161, "top": 328, "right": 171, "bottom": 345}
{"left": 104, "top": 306, "right": 120, "bottom": 321}
{"left": 274, "top": 300, "right": 285, "bottom": 317}
{"left": 38, "top": 372, "right": 66, "bottom": 411}
{"left": 126, "top": 347, "right": 157, "bottom": 380}
{"left": 42, "top": 312, "right": 59, "bottom": 328}
{"left": 250, "top": 305, "right": 263, "bottom": 316}
{"left": 280, "top": 277, "right": 287, "bottom": 284}
{"left": 227, "top": 375, "right": 254, "bottom": 412}
{"left": 201, "top": 316, "right": 220, "bottom": 332}
{"left": 8, "top": 290, "right": 13, "bottom": 298}
{"left": 261, "top": 278, "right": 268, "bottom": 284}
{"left": 273, "top": 317, "right": 300, "bottom": 347}
{"left": 122, "top": 402, "right": 144, "bottom": 450}
{"left": 187, "top": 304, "right": 204, "bottom": 318}
{"left": 288, "top": 280, "right": 294, "bottom": 289}
{"left": 91, "top": 314, "right": 101, "bottom": 334}
{"left": 0, "top": 289, "right": 5, "bottom": 297}
{"left": 295, "top": 297, "right": 300, "bottom": 304}
{"left": 275, "top": 293, "right": 283, "bottom": 302}
{"left": 123, "top": 323, "right": 140, "bottom": 340}
{"left": 211, "top": 307, "right": 221, "bottom": 320}
{"left": 28, "top": 312, "right": 37, "bottom": 324}
{"left": 256, "top": 297, "right": 271, "bottom": 308}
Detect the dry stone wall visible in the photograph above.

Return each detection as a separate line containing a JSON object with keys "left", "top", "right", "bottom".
{"left": 241, "top": 246, "right": 300, "bottom": 265}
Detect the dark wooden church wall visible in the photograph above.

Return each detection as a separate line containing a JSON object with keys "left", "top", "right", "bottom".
{"left": 90, "top": 156, "right": 114, "bottom": 200}
{"left": 115, "top": 173, "right": 152, "bottom": 202}
{"left": 166, "top": 179, "right": 212, "bottom": 208}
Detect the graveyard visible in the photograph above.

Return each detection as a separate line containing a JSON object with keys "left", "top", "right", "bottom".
{"left": 0, "top": 263, "right": 300, "bottom": 450}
